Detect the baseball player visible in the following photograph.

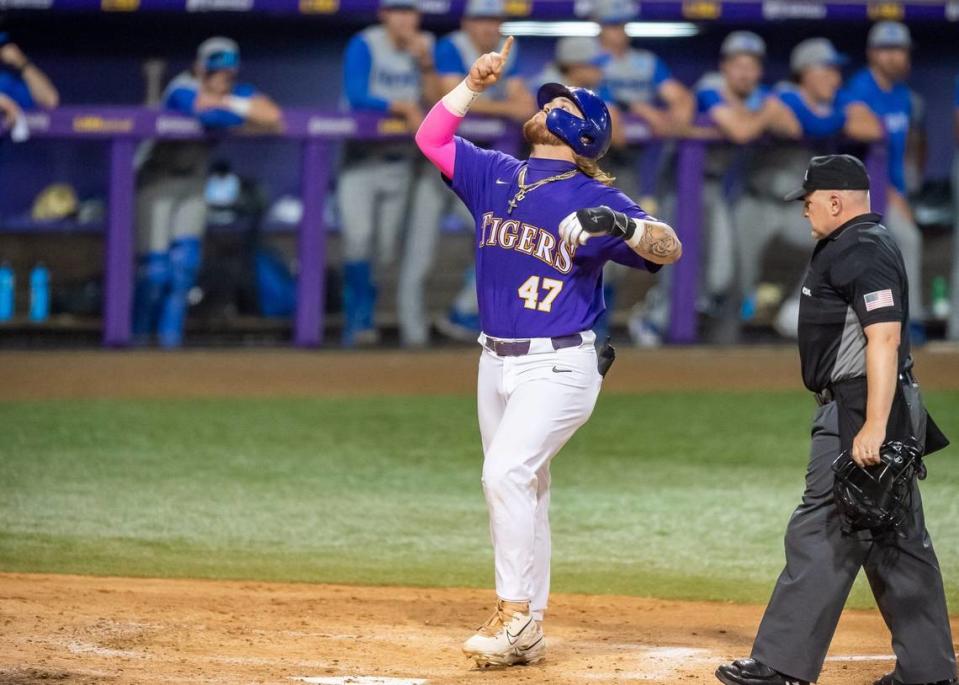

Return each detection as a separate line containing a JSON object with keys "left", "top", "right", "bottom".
{"left": 133, "top": 37, "right": 281, "bottom": 347}
{"left": 399, "top": 0, "right": 534, "bottom": 346}
{"left": 0, "top": 92, "right": 16, "bottom": 130}
{"left": 951, "top": 76, "right": 959, "bottom": 341}
{"left": 339, "top": 0, "right": 438, "bottom": 346}
{"left": 594, "top": 0, "right": 692, "bottom": 138}
{"left": 0, "top": 30, "right": 59, "bottom": 111}
{"left": 840, "top": 22, "right": 924, "bottom": 336}
{"left": 591, "top": 0, "right": 693, "bottom": 339}
{"left": 633, "top": 31, "right": 792, "bottom": 345}
{"left": 734, "top": 38, "right": 882, "bottom": 338}
{"left": 530, "top": 37, "right": 626, "bottom": 155}
{"left": 716, "top": 155, "right": 955, "bottom": 685}
{"left": 532, "top": 37, "right": 611, "bottom": 104}
{"left": 415, "top": 36, "right": 681, "bottom": 666}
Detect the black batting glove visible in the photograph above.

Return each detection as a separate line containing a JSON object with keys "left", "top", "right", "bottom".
{"left": 559, "top": 205, "right": 636, "bottom": 246}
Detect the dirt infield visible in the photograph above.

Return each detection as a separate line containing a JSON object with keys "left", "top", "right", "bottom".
{"left": 3, "top": 573, "right": 952, "bottom": 685}
{"left": 4, "top": 348, "right": 958, "bottom": 683}
{"left": 3, "top": 345, "right": 959, "bottom": 400}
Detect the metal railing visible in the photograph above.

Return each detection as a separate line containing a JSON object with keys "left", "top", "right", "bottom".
{"left": 10, "top": 106, "right": 888, "bottom": 346}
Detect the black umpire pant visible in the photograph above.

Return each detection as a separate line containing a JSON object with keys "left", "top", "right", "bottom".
{"left": 751, "top": 398, "right": 956, "bottom": 684}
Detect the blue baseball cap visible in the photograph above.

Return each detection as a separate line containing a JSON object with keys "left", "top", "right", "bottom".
{"left": 197, "top": 37, "right": 240, "bottom": 72}
{"left": 720, "top": 30, "right": 766, "bottom": 59}
{"left": 380, "top": 0, "right": 419, "bottom": 9}
{"left": 591, "top": 0, "right": 638, "bottom": 24}
{"left": 0, "top": 32, "right": 9, "bottom": 47}
{"left": 790, "top": 38, "right": 847, "bottom": 73}
{"left": 464, "top": 0, "right": 505, "bottom": 18}
{"left": 867, "top": 21, "right": 912, "bottom": 50}
{"left": 555, "top": 36, "right": 604, "bottom": 67}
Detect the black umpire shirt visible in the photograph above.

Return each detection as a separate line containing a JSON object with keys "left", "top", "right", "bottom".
{"left": 797, "top": 212, "right": 910, "bottom": 394}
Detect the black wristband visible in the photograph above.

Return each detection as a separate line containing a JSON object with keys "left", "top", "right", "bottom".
{"left": 610, "top": 208, "right": 632, "bottom": 241}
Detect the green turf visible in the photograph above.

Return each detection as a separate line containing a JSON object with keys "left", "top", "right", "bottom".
{"left": 2, "top": 391, "right": 958, "bottom": 609}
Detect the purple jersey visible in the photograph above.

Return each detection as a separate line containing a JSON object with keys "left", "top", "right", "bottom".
{"left": 449, "top": 137, "right": 660, "bottom": 339}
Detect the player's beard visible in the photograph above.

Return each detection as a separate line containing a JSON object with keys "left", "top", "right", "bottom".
{"left": 522, "top": 115, "right": 565, "bottom": 148}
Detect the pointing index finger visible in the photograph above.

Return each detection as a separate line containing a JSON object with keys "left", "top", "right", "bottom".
{"left": 497, "top": 35, "right": 514, "bottom": 62}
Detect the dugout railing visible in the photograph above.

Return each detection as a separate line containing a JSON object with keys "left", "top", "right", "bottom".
{"left": 5, "top": 107, "right": 888, "bottom": 346}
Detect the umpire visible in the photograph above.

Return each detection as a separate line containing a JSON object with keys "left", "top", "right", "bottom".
{"left": 716, "top": 155, "right": 956, "bottom": 685}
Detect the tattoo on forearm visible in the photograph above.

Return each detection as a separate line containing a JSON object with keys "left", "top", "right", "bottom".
{"left": 639, "top": 225, "right": 680, "bottom": 259}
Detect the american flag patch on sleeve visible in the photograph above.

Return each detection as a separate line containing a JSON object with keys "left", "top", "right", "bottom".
{"left": 864, "top": 289, "right": 895, "bottom": 311}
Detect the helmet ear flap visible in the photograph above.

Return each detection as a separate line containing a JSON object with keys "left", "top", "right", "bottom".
{"left": 539, "top": 87, "right": 611, "bottom": 160}
{"left": 544, "top": 107, "right": 582, "bottom": 151}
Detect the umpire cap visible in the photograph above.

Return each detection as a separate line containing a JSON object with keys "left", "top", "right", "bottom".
{"left": 784, "top": 154, "right": 870, "bottom": 201}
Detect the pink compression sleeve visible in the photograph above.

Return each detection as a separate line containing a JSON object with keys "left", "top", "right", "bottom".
{"left": 415, "top": 100, "right": 461, "bottom": 179}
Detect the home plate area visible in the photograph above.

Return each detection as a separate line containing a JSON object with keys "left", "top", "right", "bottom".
{"left": 1, "top": 574, "right": 933, "bottom": 684}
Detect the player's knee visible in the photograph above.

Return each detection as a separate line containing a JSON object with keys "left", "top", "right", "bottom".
{"left": 137, "top": 251, "right": 171, "bottom": 290}
{"left": 482, "top": 459, "right": 532, "bottom": 497}
{"left": 343, "top": 237, "right": 373, "bottom": 263}
{"left": 168, "top": 239, "right": 202, "bottom": 292}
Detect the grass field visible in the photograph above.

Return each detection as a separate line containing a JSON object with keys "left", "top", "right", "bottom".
{"left": 3, "top": 390, "right": 959, "bottom": 610}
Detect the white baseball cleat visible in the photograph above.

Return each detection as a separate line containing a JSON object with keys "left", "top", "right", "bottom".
{"left": 462, "top": 600, "right": 545, "bottom": 667}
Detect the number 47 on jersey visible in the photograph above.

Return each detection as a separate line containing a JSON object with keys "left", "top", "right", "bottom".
{"left": 518, "top": 275, "right": 564, "bottom": 313}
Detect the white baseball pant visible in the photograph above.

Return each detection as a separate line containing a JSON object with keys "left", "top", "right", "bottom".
{"left": 476, "top": 331, "right": 602, "bottom": 620}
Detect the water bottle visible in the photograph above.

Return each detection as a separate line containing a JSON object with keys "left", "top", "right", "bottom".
{"left": 931, "top": 276, "right": 949, "bottom": 320}
{"left": 29, "top": 263, "right": 50, "bottom": 322}
{"left": 0, "top": 262, "right": 13, "bottom": 322}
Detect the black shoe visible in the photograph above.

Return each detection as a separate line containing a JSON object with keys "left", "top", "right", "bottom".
{"left": 874, "top": 673, "right": 958, "bottom": 685}
{"left": 716, "top": 658, "right": 809, "bottom": 685}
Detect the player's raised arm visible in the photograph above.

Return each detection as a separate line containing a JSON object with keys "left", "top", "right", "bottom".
{"left": 0, "top": 93, "right": 20, "bottom": 128}
{"left": 415, "top": 36, "right": 513, "bottom": 177}
{"left": 558, "top": 206, "right": 682, "bottom": 265}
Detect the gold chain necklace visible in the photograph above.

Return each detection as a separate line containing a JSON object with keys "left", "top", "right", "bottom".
{"left": 507, "top": 165, "right": 578, "bottom": 215}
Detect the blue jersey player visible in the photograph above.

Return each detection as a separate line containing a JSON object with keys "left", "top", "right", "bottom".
{"left": 840, "top": 21, "right": 924, "bottom": 328}
{"left": 951, "top": 75, "right": 959, "bottom": 341}
{"left": 733, "top": 37, "right": 882, "bottom": 339}
{"left": 133, "top": 37, "right": 281, "bottom": 347}
{"left": 415, "top": 36, "right": 681, "bottom": 668}
{"left": 0, "top": 32, "right": 59, "bottom": 140}
{"left": 339, "top": 0, "right": 439, "bottom": 347}
{"left": 400, "top": 0, "right": 534, "bottom": 347}
{"left": 0, "top": 32, "right": 59, "bottom": 112}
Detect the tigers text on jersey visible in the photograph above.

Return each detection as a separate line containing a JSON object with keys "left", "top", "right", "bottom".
{"left": 448, "top": 137, "right": 659, "bottom": 339}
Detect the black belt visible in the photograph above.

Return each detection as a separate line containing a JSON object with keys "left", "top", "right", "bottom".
{"left": 484, "top": 333, "right": 583, "bottom": 357}
{"left": 814, "top": 371, "right": 917, "bottom": 406}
